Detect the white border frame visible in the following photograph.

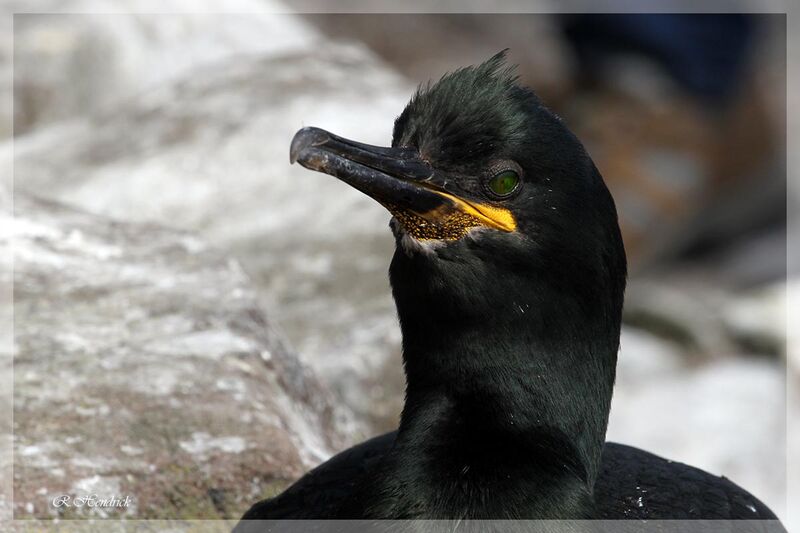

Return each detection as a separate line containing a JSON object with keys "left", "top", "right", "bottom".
{"left": 2, "top": 1, "right": 794, "bottom": 531}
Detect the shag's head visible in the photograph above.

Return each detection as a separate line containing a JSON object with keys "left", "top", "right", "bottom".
{"left": 291, "top": 50, "right": 625, "bottom": 326}
{"left": 290, "top": 51, "right": 627, "bottom": 485}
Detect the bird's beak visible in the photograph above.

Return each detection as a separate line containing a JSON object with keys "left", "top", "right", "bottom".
{"left": 290, "top": 127, "right": 516, "bottom": 240}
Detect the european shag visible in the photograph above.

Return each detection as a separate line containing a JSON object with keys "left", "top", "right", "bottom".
{"left": 236, "top": 52, "right": 780, "bottom": 526}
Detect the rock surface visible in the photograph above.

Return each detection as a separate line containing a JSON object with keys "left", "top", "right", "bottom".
{"left": 11, "top": 27, "right": 411, "bottom": 434}
{"left": 10, "top": 0, "right": 320, "bottom": 137}
{"left": 7, "top": 193, "right": 344, "bottom": 519}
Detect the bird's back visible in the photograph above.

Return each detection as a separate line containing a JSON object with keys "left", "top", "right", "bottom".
{"left": 594, "top": 443, "right": 776, "bottom": 520}
{"left": 238, "top": 433, "right": 394, "bottom": 521}
{"left": 236, "top": 432, "right": 778, "bottom": 523}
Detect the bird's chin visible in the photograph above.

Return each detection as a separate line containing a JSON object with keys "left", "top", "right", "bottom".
{"left": 390, "top": 218, "right": 447, "bottom": 257}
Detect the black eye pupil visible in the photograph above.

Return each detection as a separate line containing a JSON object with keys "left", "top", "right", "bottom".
{"left": 488, "top": 170, "right": 519, "bottom": 197}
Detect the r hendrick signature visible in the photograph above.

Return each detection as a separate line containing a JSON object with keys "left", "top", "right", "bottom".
{"left": 52, "top": 494, "right": 134, "bottom": 509}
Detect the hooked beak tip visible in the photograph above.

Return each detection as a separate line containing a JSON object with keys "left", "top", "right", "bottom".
{"left": 290, "top": 126, "right": 330, "bottom": 165}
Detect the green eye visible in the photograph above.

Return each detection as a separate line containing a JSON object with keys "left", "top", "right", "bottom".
{"left": 487, "top": 170, "right": 520, "bottom": 197}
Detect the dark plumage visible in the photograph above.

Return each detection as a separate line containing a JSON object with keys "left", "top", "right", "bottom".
{"left": 238, "top": 433, "right": 777, "bottom": 522}
{"left": 235, "top": 52, "right": 780, "bottom": 528}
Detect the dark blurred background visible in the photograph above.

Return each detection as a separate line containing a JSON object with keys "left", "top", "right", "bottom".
{"left": 5, "top": 7, "right": 790, "bottom": 522}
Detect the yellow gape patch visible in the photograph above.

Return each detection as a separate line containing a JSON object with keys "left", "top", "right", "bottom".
{"left": 386, "top": 192, "right": 517, "bottom": 241}
{"left": 432, "top": 190, "right": 517, "bottom": 233}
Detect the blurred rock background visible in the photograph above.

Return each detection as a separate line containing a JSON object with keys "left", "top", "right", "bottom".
{"left": 2, "top": 3, "right": 792, "bottom": 523}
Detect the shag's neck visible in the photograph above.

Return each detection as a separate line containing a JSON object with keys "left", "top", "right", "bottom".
{"left": 368, "top": 245, "right": 622, "bottom": 519}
